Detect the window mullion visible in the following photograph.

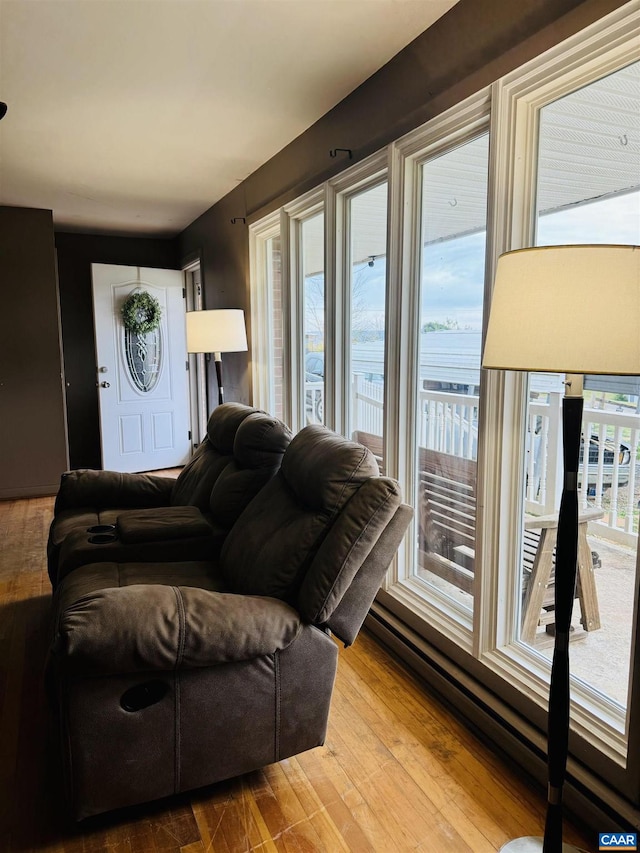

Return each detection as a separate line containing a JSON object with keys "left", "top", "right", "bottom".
{"left": 249, "top": 213, "right": 280, "bottom": 417}
{"left": 383, "top": 141, "right": 421, "bottom": 588}
{"left": 285, "top": 213, "right": 304, "bottom": 431}
{"left": 324, "top": 184, "right": 338, "bottom": 432}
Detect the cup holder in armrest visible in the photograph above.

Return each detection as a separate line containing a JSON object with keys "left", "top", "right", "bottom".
{"left": 87, "top": 524, "right": 116, "bottom": 534}
{"left": 87, "top": 533, "right": 118, "bottom": 544}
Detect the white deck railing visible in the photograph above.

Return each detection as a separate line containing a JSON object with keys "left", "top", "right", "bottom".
{"left": 308, "top": 375, "right": 640, "bottom": 547}
{"left": 528, "top": 396, "right": 640, "bottom": 547}
{"left": 418, "top": 389, "right": 479, "bottom": 460}
{"left": 351, "top": 374, "right": 480, "bottom": 458}
{"left": 352, "top": 375, "right": 384, "bottom": 435}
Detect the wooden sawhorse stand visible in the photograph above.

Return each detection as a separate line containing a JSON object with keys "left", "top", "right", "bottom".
{"left": 521, "top": 507, "right": 603, "bottom": 645}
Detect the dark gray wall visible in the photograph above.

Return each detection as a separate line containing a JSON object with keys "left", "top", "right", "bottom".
{"left": 55, "top": 232, "right": 180, "bottom": 469}
{"left": 179, "top": 0, "right": 627, "bottom": 405}
{"left": 0, "top": 207, "right": 68, "bottom": 498}
{"left": 177, "top": 187, "right": 251, "bottom": 408}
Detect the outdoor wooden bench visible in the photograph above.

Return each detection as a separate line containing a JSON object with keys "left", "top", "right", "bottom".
{"left": 351, "top": 437, "right": 603, "bottom": 645}
{"left": 416, "top": 448, "right": 602, "bottom": 644}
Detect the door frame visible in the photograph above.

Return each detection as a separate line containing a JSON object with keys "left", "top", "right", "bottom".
{"left": 183, "top": 258, "right": 208, "bottom": 449}
{"left": 92, "top": 263, "right": 191, "bottom": 472}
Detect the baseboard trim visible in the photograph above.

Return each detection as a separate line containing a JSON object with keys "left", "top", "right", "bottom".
{"left": 365, "top": 604, "right": 640, "bottom": 835}
{"left": 0, "top": 483, "right": 58, "bottom": 501}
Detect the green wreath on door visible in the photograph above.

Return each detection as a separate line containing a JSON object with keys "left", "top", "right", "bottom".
{"left": 121, "top": 291, "right": 162, "bottom": 335}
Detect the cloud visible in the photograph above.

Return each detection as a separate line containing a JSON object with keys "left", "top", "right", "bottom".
{"left": 421, "top": 231, "right": 486, "bottom": 329}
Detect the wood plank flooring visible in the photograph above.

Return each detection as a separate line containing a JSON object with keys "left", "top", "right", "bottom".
{"left": 0, "top": 495, "right": 595, "bottom": 852}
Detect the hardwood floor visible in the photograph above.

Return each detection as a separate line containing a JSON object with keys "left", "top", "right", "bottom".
{"left": 0, "top": 495, "right": 595, "bottom": 852}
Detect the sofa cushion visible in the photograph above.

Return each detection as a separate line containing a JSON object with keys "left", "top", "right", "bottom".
{"left": 54, "top": 470, "right": 173, "bottom": 515}
{"left": 171, "top": 403, "right": 256, "bottom": 510}
{"left": 117, "top": 506, "right": 214, "bottom": 543}
{"left": 281, "top": 424, "right": 379, "bottom": 512}
{"left": 220, "top": 425, "right": 380, "bottom": 600}
{"left": 234, "top": 411, "right": 292, "bottom": 470}
{"left": 209, "top": 412, "right": 292, "bottom": 529}
{"left": 53, "top": 560, "right": 226, "bottom": 621}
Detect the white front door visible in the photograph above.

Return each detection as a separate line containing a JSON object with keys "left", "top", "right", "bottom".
{"left": 92, "top": 263, "right": 191, "bottom": 472}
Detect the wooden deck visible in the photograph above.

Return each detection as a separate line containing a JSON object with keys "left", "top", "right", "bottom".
{"left": 0, "top": 495, "right": 595, "bottom": 852}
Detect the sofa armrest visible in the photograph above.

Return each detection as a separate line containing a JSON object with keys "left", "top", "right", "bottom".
{"left": 54, "top": 469, "right": 175, "bottom": 513}
{"left": 55, "top": 527, "right": 226, "bottom": 586}
{"left": 116, "top": 506, "right": 213, "bottom": 543}
{"left": 53, "top": 585, "right": 302, "bottom": 675}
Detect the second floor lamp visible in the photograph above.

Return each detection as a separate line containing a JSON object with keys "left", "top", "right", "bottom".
{"left": 186, "top": 309, "right": 248, "bottom": 406}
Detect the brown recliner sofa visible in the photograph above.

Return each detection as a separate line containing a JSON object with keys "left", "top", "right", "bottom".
{"left": 48, "top": 403, "right": 291, "bottom": 588}
{"left": 52, "top": 410, "right": 292, "bottom": 587}
{"left": 48, "top": 424, "right": 412, "bottom": 821}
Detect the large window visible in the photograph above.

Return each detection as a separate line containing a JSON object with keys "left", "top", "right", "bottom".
{"left": 414, "top": 133, "right": 489, "bottom": 619}
{"left": 250, "top": 4, "right": 640, "bottom": 818}
{"left": 347, "top": 181, "right": 388, "bottom": 468}
{"left": 519, "top": 61, "right": 640, "bottom": 717}
{"left": 486, "top": 16, "right": 640, "bottom": 793}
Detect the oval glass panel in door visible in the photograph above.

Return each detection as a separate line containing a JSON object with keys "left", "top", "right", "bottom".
{"left": 124, "top": 327, "right": 162, "bottom": 393}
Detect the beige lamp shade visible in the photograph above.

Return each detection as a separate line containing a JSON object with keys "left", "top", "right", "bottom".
{"left": 482, "top": 245, "right": 640, "bottom": 375}
{"left": 186, "top": 309, "right": 248, "bottom": 354}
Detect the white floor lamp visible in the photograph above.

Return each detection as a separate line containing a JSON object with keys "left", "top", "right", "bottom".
{"left": 482, "top": 244, "right": 640, "bottom": 853}
{"left": 186, "top": 309, "right": 248, "bottom": 405}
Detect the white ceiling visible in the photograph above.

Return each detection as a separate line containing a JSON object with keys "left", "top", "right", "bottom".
{"left": 0, "top": 0, "right": 459, "bottom": 237}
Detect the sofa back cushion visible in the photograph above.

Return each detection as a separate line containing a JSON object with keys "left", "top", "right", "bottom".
{"left": 220, "top": 425, "right": 379, "bottom": 600}
{"left": 171, "top": 403, "right": 256, "bottom": 510}
{"left": 209, "top": 412, "right": 292, "bottom": 529}
{"left": 296, "top": 477, "right": 402, "bottom": 624}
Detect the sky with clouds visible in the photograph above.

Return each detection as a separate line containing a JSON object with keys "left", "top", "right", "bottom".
{"left": 310, "top": 188, "right": 640, "bottom": 334}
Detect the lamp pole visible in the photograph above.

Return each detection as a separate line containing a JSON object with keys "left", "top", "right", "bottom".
{"left": 543, "top": 375, "right": 583, "bottom": 853}
{"left": 213, "top": 352, "right": 224, "bottom": 405}
{"left": 501, "top": 376, "right": 584, "bottom": 853}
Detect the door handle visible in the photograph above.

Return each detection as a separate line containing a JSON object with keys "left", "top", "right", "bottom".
{"left": 100, "top": 381, "right": 111, "bottom": 388}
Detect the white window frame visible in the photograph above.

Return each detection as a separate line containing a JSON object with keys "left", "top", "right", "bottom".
{"left": 327, "top": 150, "right": 388, "bottom": 438}
{"left": 249, "top": 211, "right": 281, "bottom": 417}
{"left": 283, "top": 188, "right": 325, "bottom": 433}
{"left": 481, "top": 3, "right": 640, "bottom": 784}
{"left": 383, "top": 89, "right": 492, "bottom": 657}
{"left": 182, "top": 256, "right": 207, "bottom": 450}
